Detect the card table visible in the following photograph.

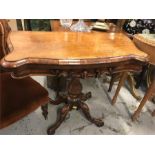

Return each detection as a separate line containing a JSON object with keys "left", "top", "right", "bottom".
{"left": 1, "top": 31, "right": 148, "bottom": 134}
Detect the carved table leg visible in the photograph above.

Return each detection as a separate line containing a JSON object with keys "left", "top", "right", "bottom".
{"left": 79, "top": 102, "right": 104, "bottom": 127}
{"left": 41, "top": 104, "right": 48, "bottom": 120}
{"left": 47, "top": 77, "right": 104, "bottom": 134}
{"left": 49, "top": 96, "right": 67, "bottom": 105}
{"left": 47, "top": 104, "right": 71, "bottom": 135}
{"left": 132, "top": 80, "right": 155, "bottom": 121}
{"left": 112, "top": 72, "right": 128, "bottom": 105}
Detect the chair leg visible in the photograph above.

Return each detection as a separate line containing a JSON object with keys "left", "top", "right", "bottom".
{"left": 108, "top": 73, "right": 121, "bottom": 92}
{"left": 41, "top": 104, "right": 48, "bottom": 120}
{"left": 127, "top": 73, "right": 141, "bottom": 100}
{"left": 112, "top": 72, "right": 128, "bottom": 105}
{"left": 132, "top": 80, "right": 155, "bottom": 121}
{"left": 135, "top": 65, "right": 148, "bottom": 89}
{"left": 108, "top": 74, "right": 116, "bottom": 92}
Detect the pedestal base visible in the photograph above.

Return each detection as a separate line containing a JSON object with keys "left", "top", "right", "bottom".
{"left": 47, "top": 78, "right": 104, "bottom": 135}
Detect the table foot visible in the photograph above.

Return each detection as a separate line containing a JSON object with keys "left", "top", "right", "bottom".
{"left": 79, "top": 102, "right": 104, "bottom": 127}
{"left": 47, "top": 104, "right": 71, "bottom": 135}
{"left": 47, "top": 77, "right": 104, "bottom": 134}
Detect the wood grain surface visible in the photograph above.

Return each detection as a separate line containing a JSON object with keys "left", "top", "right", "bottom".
{"left": 2, "top": 31, "right": 148, "bottom": 68}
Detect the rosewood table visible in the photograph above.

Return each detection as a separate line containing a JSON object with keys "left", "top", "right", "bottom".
{"left": 1, "top": 31, "right": 148, "bottom": 134}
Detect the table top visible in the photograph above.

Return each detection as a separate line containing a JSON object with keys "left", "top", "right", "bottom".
{"left": 1, "top": 31, "right": 148, "bottom": 68}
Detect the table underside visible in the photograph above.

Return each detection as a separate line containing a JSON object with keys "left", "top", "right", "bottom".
{"left": 1, "top": 58, "right": 147, "bottom": 134}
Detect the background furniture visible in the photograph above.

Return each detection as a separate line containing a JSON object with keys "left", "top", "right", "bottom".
{"left": 134, "top": 34, "right": 155, "bottom": 89}
{"left": 50, "top": 19, "right": 118, "bottom": 32}
{"left": 132, "top": 34, "right": 155, "bottom": 121}
{"left": 100, "top": 19, "right": 142, "bottom": 100}
{"left": 1, "top": 31, "right": 148, "bottom": 134}
{"left": 108, "top": 20, "right": 155, "bottom": 101}
{"left": 0, "top": 19, "right": 49, "bottom": 129}
{"left": 132, "top": 78, "right": 155, "bottom": 120}
{"left": 123, "top": 20, "right": 155, "bottom": 89}
{"left": 16, "top": 19, "right": 51, "bottom": 31}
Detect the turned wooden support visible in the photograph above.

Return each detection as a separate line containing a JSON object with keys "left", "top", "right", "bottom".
{"left": 112, "top": 72, "right": 128, "bottom": 105}
{"left": 132, "top": 78, "right": 155, "bottom": 121}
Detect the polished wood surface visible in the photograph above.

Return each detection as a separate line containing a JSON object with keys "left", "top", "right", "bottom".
{"left": 2, "top": 31, "right": 148, "bottom": 68}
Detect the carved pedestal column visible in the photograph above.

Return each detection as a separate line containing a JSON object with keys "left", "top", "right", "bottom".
{"left": 47, "top": 78, "right": 104, "bottom": 135}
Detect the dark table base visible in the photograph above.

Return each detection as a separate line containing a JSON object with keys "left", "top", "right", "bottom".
{"left": 47, "top": 78, "right": 104, "bottom": 135}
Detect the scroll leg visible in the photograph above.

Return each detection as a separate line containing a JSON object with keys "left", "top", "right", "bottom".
{"left": 132, "top": 81, "right": 155, "bottom": 121}
{"left": 47, "top": 104, "right": 70, "bottom": 135}
{"left": 41, "top": 104, "right": 48, "bottom": 120}
{"left": 49, "top": 96, "right": 66, "bottom": 105}
{"left": 79, "top": 102, "right": 104, "bottom": 127}
{"left": 112, "top": 72, "right": 128, "bottom": 105}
